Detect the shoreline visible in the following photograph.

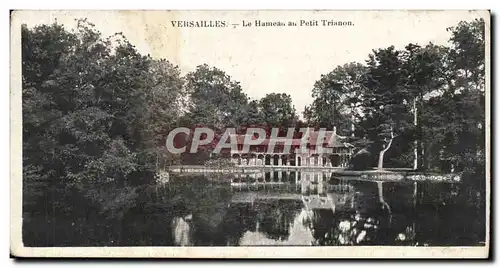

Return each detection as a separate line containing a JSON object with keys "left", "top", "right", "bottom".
{"left": 163, "top": 165, "right": 461, "bottom": 183}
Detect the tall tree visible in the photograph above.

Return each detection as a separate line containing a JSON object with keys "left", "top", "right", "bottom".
{"left": 259, "top": 93, "right": 298, "bottom": 127}
{"left": 138, "top": 59, "right": 186, "bottom": 169}
{"left": 356, "top": 46, "right": 412, "bottom": 168}
{"left": 401, "top": 42, "right": 449, "bottom": 169}
{"left": 242, "top": 100, "right": 265, "bottom": 126}
{"left": 425, "top": 18, "right": 486, "bottom": 173}
{"left": 447, "top": 18, "right": 486, "bottom": 93}
{"left": 304, "top": 62, "right": 367, "bottom": 134}
{"left": 184, "top": 64, "right": 249, "bottom": 129}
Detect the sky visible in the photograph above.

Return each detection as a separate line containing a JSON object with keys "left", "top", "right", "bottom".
{"left": 15, "top": 10, "right": 487, "bottom": 117}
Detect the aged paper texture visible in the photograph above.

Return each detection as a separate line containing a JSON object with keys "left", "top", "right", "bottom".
{"left": 10, "top": 10, "right": 490, "bottom": 258}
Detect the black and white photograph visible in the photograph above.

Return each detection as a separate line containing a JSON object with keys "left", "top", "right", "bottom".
{"left": 10, "top": 10, "right": 490, "bottom": 258}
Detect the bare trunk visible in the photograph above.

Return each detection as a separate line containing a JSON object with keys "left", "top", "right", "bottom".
{"left": 377, "top": 128, "right": 394, "bottom": 169}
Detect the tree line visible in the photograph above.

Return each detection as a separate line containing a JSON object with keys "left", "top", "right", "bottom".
{"left": 22, "top": 17, "right": 486, "bottom": 188}
{"left": 21, "top": 19, "right": 300, "bottom": 239}
{"left": 304, "top": 18, "right": 485, "bottom": 173}
{"left": 22, "top": 19, "right": 298, "bottom": 187}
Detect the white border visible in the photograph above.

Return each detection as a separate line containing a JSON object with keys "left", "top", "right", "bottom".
{"left": 4, "top": 2, "right": 495, "bottom": 262}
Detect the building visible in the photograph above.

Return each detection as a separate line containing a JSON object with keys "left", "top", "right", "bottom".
{"left": 229, "top": 127, "right": 354, "bottom": 168}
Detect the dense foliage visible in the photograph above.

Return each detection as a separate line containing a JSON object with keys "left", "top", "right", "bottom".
{"left": 304, "top": 18, "right": 486, "bottom": 173}
{"left": 22, "top": 20, "right": 187, "bottom": 245}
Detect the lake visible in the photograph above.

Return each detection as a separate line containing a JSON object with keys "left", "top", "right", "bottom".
{"left": 22, "top": 170, "right": 486, "bottom": 247}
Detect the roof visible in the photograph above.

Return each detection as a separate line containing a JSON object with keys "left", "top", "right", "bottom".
{"left": 228, "top": 135, "right": 303, "bottom": 146}
{"left": 228, "top": 128, "right": 353, "bottom": 148}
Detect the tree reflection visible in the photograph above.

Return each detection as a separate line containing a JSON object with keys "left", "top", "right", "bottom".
{"left": 300, "top": 182, "right": 395, "bottom": 246}
{"left": 303, "top": 209, "right": 383, "bottom": 246}
{"left": 255, "top": 200, "right": 303, "bottom": 241}
{"left": 377, "top": 181, "right": 393, "bottom": 226}
{"left": 99, "top": 173, "right": 485, "bottom": 246}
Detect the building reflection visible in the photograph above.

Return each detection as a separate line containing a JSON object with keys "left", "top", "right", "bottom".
{"left": 170, "top": 171, "right": 419, "bottom": 246}
{"left": 230, "top": 171, "right": 355, "bottom": 211}
{"left": 228, "top": 171, "right": 365, "bottom": 245}
{"left": 172, "top": 214, "right": 192, "bottom": 246}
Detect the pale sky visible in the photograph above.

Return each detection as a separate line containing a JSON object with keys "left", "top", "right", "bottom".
{"left": 15, "top": 10, "right": 487, "bottom": 116}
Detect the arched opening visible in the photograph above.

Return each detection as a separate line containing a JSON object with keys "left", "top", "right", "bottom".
{"left": 248, "top": 154, "right": 256, "bottom": 165}
{"left": 265, "top": 155, "right": 272, "bottom": 166}
{"left": 297, "top": 156, "right": 302, "bottom": 166}
{"left": 273, "top": 155, "right": 280, "bottom": 166}
{"left": 281, "top": 155, "right": 288, "bottom": 166}
{"left": 257, "top": 154, "right": 264, "bottom": 165}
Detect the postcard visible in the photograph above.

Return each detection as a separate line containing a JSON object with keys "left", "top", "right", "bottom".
{"left": 10, "top": 10, "right": 490, "bottom": 258}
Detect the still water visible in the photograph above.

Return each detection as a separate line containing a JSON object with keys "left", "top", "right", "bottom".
{"left": 22, "top": 170, "right": 486, "bottom": 247}
{"left": 143, "top": 171, "right": 485, "bottom": 247}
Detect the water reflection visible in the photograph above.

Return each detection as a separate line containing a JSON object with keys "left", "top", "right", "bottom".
{"left": 239, "top": 208, "right": 315, "bottom": 246}
{"left": 164, "top": 171, "right": 409, "bottom": 246}
{"left": 172, "top": 214, "right": 192, "bottom": 246}
{"left": 21, "top": 169, "right": 485, "bottom": 247}
{"left": 145, "top": 170, "right": 484, "bottom": 247}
